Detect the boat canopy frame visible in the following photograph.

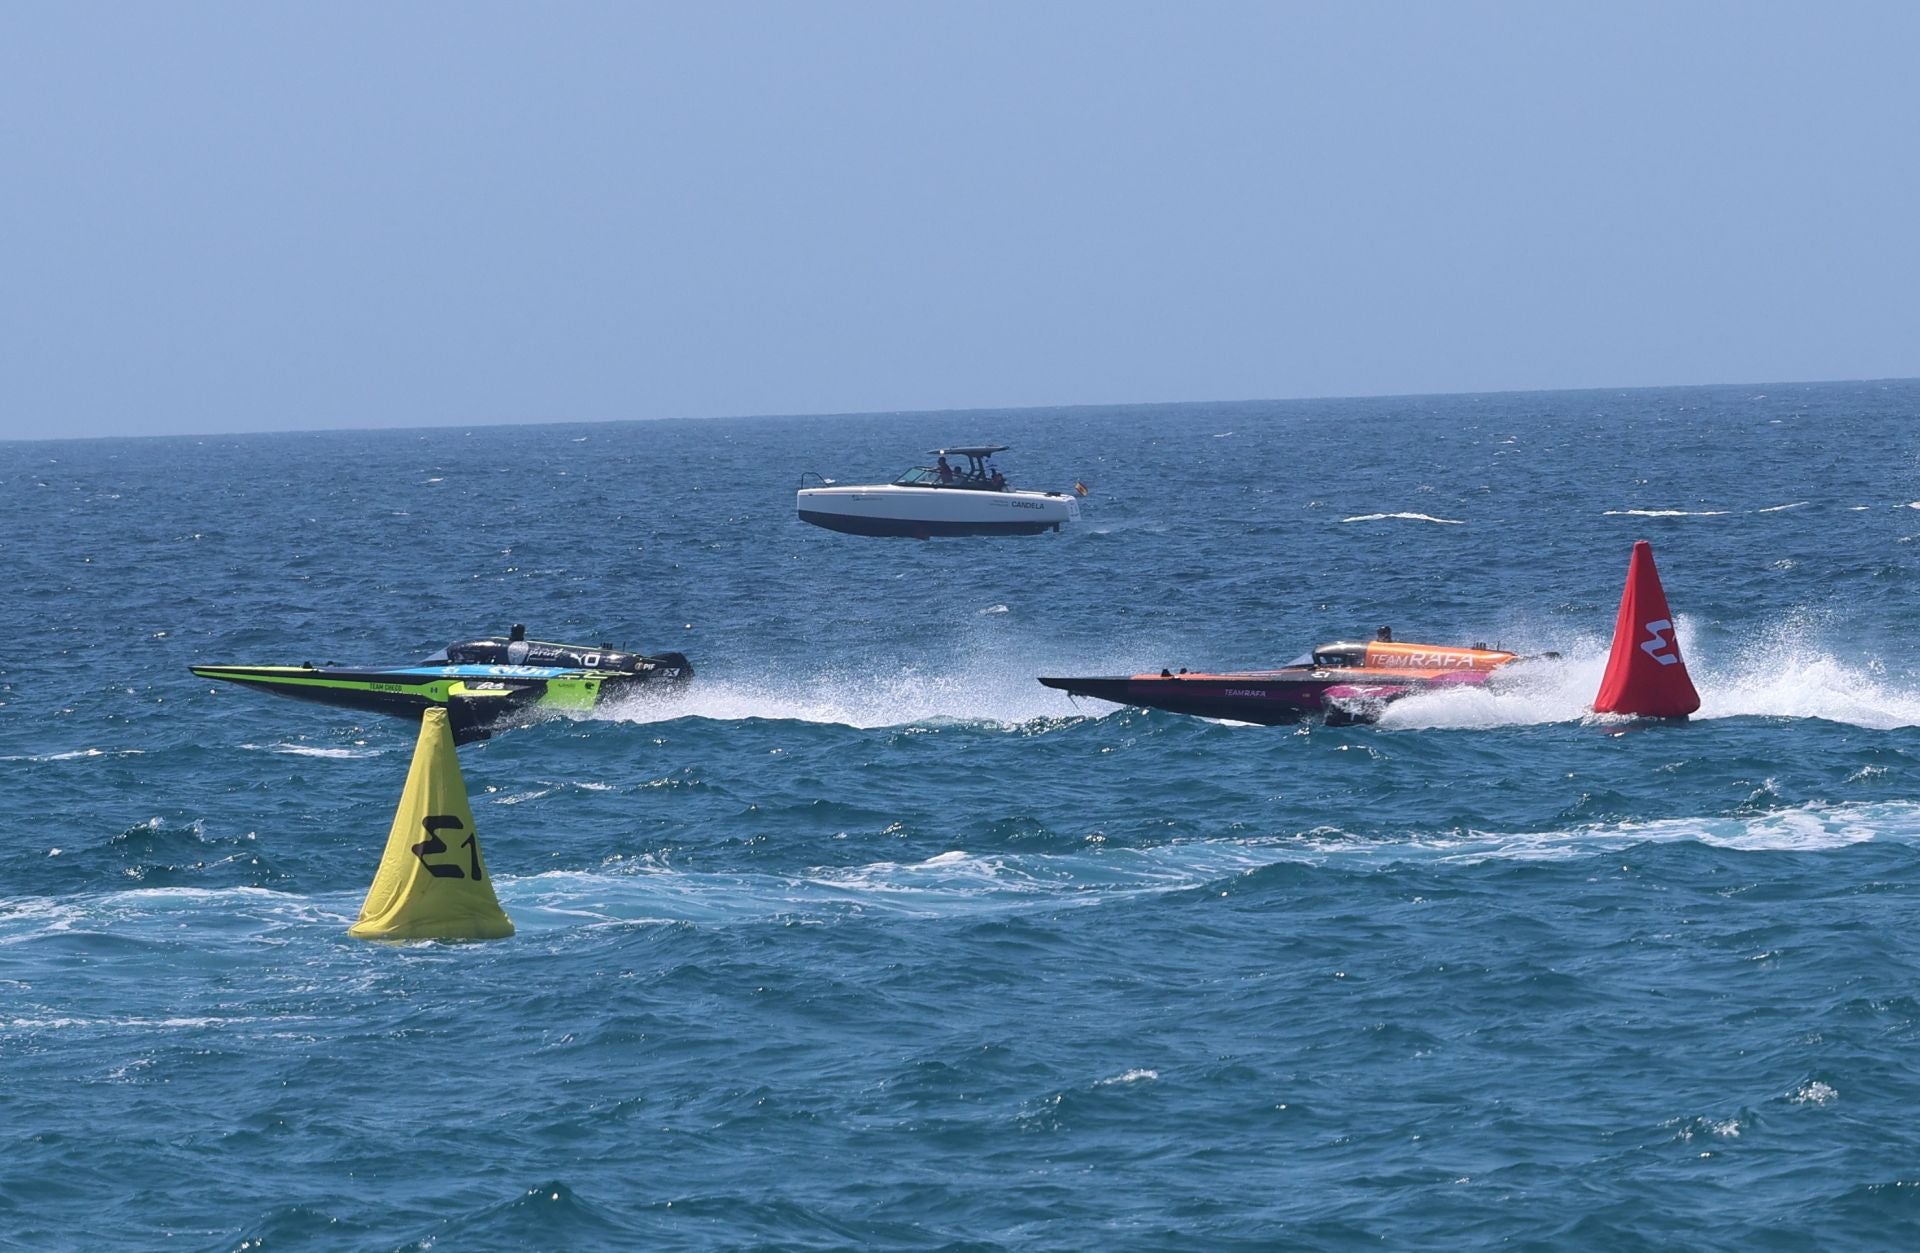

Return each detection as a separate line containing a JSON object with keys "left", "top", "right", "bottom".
{"left": 901, "top": 445, "right": 1011, "bottom": 489}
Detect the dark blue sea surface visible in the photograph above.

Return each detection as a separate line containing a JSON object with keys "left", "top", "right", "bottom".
{"left": 6, "top": 380, "right": 1920, "bottom": 1249}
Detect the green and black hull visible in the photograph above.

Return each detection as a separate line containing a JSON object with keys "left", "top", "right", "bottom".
{"left": 192, "top": 645, "right": 692, "bottom": 744}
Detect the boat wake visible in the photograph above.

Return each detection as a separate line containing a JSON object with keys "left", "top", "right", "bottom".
{"left": 573, "top": 610, "right": 1920, "bottom": 737}
{"left": 596, "top": 648, "right": 1146, "bottom": 731}
{"left": 1379, "top": 615, "right": 1920, "bottom": 731}
{"left": 12, "top": 798, "right": 1920, "bottom": 947}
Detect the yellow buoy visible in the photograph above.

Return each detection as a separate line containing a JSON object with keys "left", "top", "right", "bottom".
{"left": 349, "top": 707, "right": 514, "bottom": 941}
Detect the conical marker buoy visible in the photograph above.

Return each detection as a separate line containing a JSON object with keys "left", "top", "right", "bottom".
{"left": 1592, "top": 539, "right": 1701, "bottom": 719}
{"left": 349, "top": 707, "right": 514, "bottom": 941}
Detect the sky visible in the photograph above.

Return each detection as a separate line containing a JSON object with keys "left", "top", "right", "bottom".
{"left": 2, "top": 1, "right": 1916, "bottom": 440}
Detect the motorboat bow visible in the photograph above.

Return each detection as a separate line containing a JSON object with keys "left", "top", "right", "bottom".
{"left": 797, "top": 445, "right": 1082, "bottom": 538}
{"left": 192, "top": 628, "right": 693, "bottom": 743}
{"left": 1040, "top": 639, "right": 1524, "bottom": 726}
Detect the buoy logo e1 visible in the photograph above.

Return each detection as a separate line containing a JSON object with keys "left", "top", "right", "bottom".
{"left": 412, "top": 814, "right": 482, "bottom": 880}
{"left": 1639, "top": 619, "right": 1679, "bottom": 667}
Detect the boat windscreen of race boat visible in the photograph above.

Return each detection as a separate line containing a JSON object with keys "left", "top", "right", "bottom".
{"left": 1039, "top": 637, "right": 1541, "bottom": 725}
{"left": 191, "top": 627, "right": 693, "bottom": 743}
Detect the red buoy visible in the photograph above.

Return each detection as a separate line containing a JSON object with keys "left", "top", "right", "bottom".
{"left": 1592, "top": 540, "right": 1701, "bottom": 718}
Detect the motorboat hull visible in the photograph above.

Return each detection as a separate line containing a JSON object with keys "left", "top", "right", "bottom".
{"left": 1039, "top": 671, "right": 1407, "bottom": 724}
{"left": 192, "top": 649, "right": 692, "bottom": 743}
{"left": 797, "top": 484, "right": 1078, "bottom": 538}
{"left": 1039, "top": 641, "right": 1517, "bottom": 725}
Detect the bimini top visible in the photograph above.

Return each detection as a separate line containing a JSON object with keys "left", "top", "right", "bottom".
{"left": 928, "top": 445, "right": 1009, "bottom": 458}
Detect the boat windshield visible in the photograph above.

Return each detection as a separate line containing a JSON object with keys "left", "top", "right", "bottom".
{"left": 894, "top": 464, "right": 1003, "bottom": 489}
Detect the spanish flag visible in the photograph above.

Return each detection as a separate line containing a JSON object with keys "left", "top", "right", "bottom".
{"left": 1073, "top": 480, "right": 1089, "bottom": 497}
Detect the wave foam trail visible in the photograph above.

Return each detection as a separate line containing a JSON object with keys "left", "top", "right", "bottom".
{"left": 465, "top": 800, "right": 1920, "bottom": 931}
{"left": 1379, "top": 616, "right": 1920, "bottom": 731}
{"left": 506, "top": 844, "right": 1260, "bottom": 929}
{"left": 1698, "top": 619, "right": 1920, "bottom": 730}
{"left": 1432, "top": 801, "right": 1920, "bottom": 860}
{"left": 404, "top": 801, "right": 1920, "bottom": 929}
{"left": 0, "top": 887, "right": 351, "bottom": 947}
{"left": 604, "top": 674, "right": 1071, "bottom": 730}
{"left": 521, "top": 803, "right": 1915, "bottom": 927}
{"left": 16, "top": 804, "right": 1920, "bottom": 947}
{"left": 598, "top": 643, "right": 1156, "bottom": 730}
{"left": 1377, "top": 631, "right": 1613, "bottom": 730}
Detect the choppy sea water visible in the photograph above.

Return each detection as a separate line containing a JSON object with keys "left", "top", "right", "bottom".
{"left": 6, "top": 380, "right": 1920, "bottom": 1249}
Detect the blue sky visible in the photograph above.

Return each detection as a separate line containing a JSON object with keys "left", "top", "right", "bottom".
{"left": 3, "top": 2, "right": 1915, "bottom": 439}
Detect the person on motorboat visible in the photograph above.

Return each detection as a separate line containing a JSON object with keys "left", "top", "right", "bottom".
{"left": 795, "top": 442, "right": 1081, "bottom": 536}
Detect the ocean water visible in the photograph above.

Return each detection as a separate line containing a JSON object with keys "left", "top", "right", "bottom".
{"left": 5, "top": 379, "right": 1920, "bottom": 1249}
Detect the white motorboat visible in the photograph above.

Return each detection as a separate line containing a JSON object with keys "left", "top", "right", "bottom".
{"left": 797, "top": 445, "right": 1082, "bottom": 538}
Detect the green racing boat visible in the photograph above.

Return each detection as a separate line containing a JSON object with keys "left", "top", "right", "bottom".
{"left": 191, "top": 627, "right": 693, "bottom": 744}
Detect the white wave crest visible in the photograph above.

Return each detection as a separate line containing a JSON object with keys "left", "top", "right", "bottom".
{"left": 1, "top": 747, "right": 145, "bottom": 763}
{"left": 241, "top": 743, "right": 381, "bottom": 759}
{"left": 1340, "top": 512, "right": 1465, "bottom": 525}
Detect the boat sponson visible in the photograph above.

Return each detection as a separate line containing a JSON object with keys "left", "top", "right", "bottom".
{"left": 1039, "top": 665, "right": 1499, "bottom": 726}
{"left": 1039, "top": 674, "right": 1327, "bottom": 724}
{"left": 190, "top": 664, "right": 553, "bottom": 743}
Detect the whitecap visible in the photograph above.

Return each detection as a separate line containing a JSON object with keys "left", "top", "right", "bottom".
{"left": 1601, "top": 508, "right": 1731, "bottom": 517}
{"left": 242, "top": 743, "right": 380, "bottom": 759}
{"left": 1340, "top": 512, "right": 1465, "bottom": 525}
{"left": 4, "top": 747, "right": 142, "bottom": 762}
{"left": 1792, "top": 1080, "right": 1838, "bottom": 1106}
{"left": 4, "top": 1015, "right": 264, "bottom": 1031}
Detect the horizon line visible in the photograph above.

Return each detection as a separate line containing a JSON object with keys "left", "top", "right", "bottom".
{"left": 5, "top": 373, "right": 1915, "bottom": 447}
